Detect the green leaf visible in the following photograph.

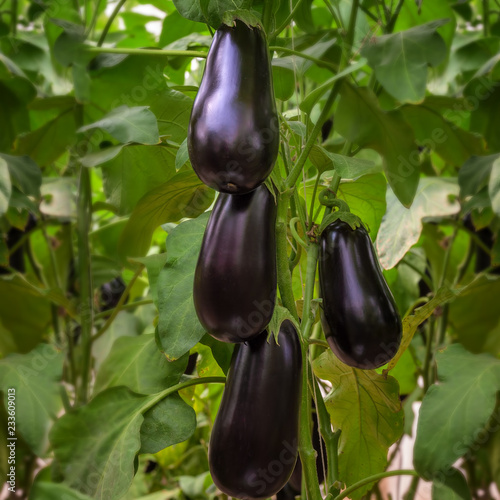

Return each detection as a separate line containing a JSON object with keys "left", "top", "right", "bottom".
{"left": 272, "top": 60, "right": 295, "bottom": 101}
{"left": 118, "top": 170, "right": 215, "bottom": 259}
{"left": 376, "top": 177, "right": 460, "bottom": 270}
{"left": 132, "top": 253, "right": 168, "bottom": 306}
{"left": 336, "top": 83, "right": 419, "bottom": 207}
{"left": 309, "top": 145, "right": 378, "bottom": 179}
{"left": 361, "top": 20, "right": 448, "bottom": 103}
{"left": 50, "top": 387, "right": 155, "bottom": 500}
{"left": 221, "top": 9, "right": 261, "bottom": 28}
{"left": 16, "top": 109, "right": 76, "bottom": 167}
{"left": 313, "top": 350, "right": 404, "bottom": 499}
{"left": 400, "top": 104, "right": 484, "bottom": 166}
{"left": 0, "top": 153, "right": 41, "bottom": 198}
{"left": 79, "top": 106, "right": 160, "bottom": 145}
{"left": 432, "top": 468, "right": 472, "bottom": 500}
{"left": 338, "top": 173, "right": 387, "bottom": 238}
{"left": 157, "top": 212, "right": 210, "bottom": 361}
{"left": 449, "top": 275, "right": 500, "bottom": 355}
{"left": 98, "top": 144, "right": 177, "bottom": 215}
{"left": 175, "top": 139, "right": 189, "bottom": 171}
{"left": 489, "top": 160, "right": 500, "bottom": 217}
{"left": 0, "top": 158, "right": 12, "bottom": 217}
{"left": 93, "top": 334, "right": 188, "bottom": 396}
{"left": 458, "top": 154, "right": 500, "bottom": 198}
{"left": 0, "top": 344, "right": 63, "bottom": 456}
{"left": 414, "top": 344, "right": 500, "bottom": 476}
{"left": 140, "top": 393, "right": 196, "bottom": 454}
{"left": 30, "top": 482, "right": 94, "bottom": 500}
{"left": 150, "top": 88, "right": 193, "bottom": 144}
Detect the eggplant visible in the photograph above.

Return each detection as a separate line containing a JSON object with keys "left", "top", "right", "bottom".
{"left": 193, "top": 185, "right": 277, "bottom": 343}
{"left": 319, "top": 220, "right": 402, "bottom": 369}
{"left": 209, "top": 321, "right": 302, "bottom": 499}
{"left": 187, "top": 20, "right": 279, "bottom": 194}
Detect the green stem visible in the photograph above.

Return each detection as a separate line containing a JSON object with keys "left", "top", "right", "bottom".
{"left": 302, "top": 244, "right": 319, "bottom": 331}
{"left": 309, "top": 171, "right": 322, "bottom": 228}
{"left": 423, "top": 317, "right": 436, "bottom": 393}
{"left": 333, "top": 470, "right": 419, "bottom": 500}
{"left": 86, "top": 47, "right": 207, "bottom": 58}
{"left": 97, "top": 0, "right": 127, "bottom": 47}
{"left": 91, "top": 265, "right": 145, "bottom": 342}
{"left": 269, "top": 46, "right": 337, "bottom": 71}
{"left": 385, "top": 0, "right": 405, "bottom": 33}
{"left": 10, "top": 0, "right": 17, "bottom": 35}
{"left": 87, "top": 0, "right": 104, "bottom": 36}
{"left": 401, "top": 259, "right": 433, "bottom": 292}
{"left": 285, "top": 80, "right": 342, "bottom": 190}
{"left": 144, "top": 377, "right": 226, "bottom": 413}
{"left": 298, "top": 340, "right": 322, "bottom": 500}
{"left": 94, "top": 298, "right": 154, "bottom": 319}
{"left": 308, "top": 338, "right": 330, "bottom": 349}
{"left": 483, "top": 0, "right": 490, "bottom": 37}
{"left": 273, "top": 0, "right": 306, "bottom": 36}
{"left": 276, "top": 191, "right": 299, "bottom": 321}
{"left": 76, "top": 166, "right": 93, "bottom": 406}
{"left": 403, "top": 474, "right": 420, "bottom": 500}
{"left": 261, "top": 0, "right": 274, "bottom": 35}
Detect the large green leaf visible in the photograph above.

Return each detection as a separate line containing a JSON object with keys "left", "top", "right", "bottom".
{"left": 376, "top": 178, "right": 460, "bottom": 269}
{"left": 139, "top": 393, "right": 196, "bottom": 454}
{"left": 0, "top": 153, "right": 42, "bottom": 198}
{"left": 414, "top": 344, "right": 500, "bottom": 476}
{"left": 79, "top": 106, "right": 160, "bottom": 145}
{"left": 118, "top": 170, "right": 215, "bottom": 259}
{"left": 157, "top": 212, "right": 210, "bottom": 361}
{"left": 458, "top": 154, "right": 500, "bottom": 198}
{"left": 432, "top": 468, "right": 472, "bottom": 500}
{"left": 401, "top": 104, "right": 484, "bottom": 166}
{"left": 88, "top": 144, "right": 177, "bottom": 215}
{"left": 16, "top": 108, "right": 76, "bottom": 166}
{"left": 338, "top": 173, "right": 387, "bottom": 238}
{"left": 313, "top": 351, "right": 404, "bottom": 499}
{"left": 51, "top": 387, "right": 153, "bottom": 500}
{"left": 0, "top": 344, "right": 63, "bottom": 456}
{"left": 362, "top": 20, "right": 448, "bottom": 103}
{"left": 133, "top": 253, "right": 168, "bottom": 306}
{"left": 93, "top": 334, "right": 188, "bottom": 395}
{"left": 336, "top": 83, "right": 419, "bottom": 207}
{"left": 30, "top": 482, "right": 94, "bottom": 500}
{"left": 449, "top": 276, "right": 500, "bottom": 355}
{"left": 149, "top": 88, "right": 193, "bottom": 143}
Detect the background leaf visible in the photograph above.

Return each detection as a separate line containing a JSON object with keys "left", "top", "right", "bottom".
{"left": 414, "top": 344, "right": 500, "bottom": 476}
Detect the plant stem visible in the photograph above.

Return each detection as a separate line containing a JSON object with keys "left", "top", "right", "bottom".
{"left": 333, "top": 470, "right": 419, "bottom": 500}
{"left": 97, "top": 0, "right": 127, "bottom": 47}
{"left": 483, "top": 0, "right": 490, "bottom": 36}
{"left": 10, "top": 0, "right": 17, "bottom": 35}
{"left": 261, "top": 0, "right": 274, "bottom": 35}
{"left": 403, "top": 474, "right": 420, "bottom": 500}
{"left": 76, "top": 166, "right": 93, "bottom": 406}
{"left": 285, "top": 80, "right": 342, "bottom": 190}
{"left": 401, "top": 258, "right": 433, "bottom": 292}
{"left": 144, "top": 376, "right": 226, "bottom": 412}
{"left": 276, "top": 191, "right": 299, "bottom": 321}
{"left": 269, "top": 46, "right": 338, "bottom": 71}
{"left": 91, "top": 265, "right": 145, "bottom": 342}
{"left": 308, "top": 338, "right": 330, "bottom": 349}
{"left": 86, "top": 47, "right": 207, "bottom": 58}
{"left": 422, "top": 316, "right": 436, "bottom": 393}
{"left": 385, "top": 0, "right": 404, "bottom": 33}
{"left": 94, "top": 298, "right": 154, "bottom": 319}
{"left": 302, "top": 244, "right": 319, "bottom": 330}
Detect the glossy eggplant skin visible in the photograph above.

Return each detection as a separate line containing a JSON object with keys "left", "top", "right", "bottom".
{"left": 319, "top": 220, "right": 402, "bottom": 369}
{"left": 187, "top": 21, "right": 279, "bottom": 194}
{"left": 209, "top": 321, "right": 302, "bottom": 499}
{"left": 193, "top": 185, "right": 277, "bottom": 343}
